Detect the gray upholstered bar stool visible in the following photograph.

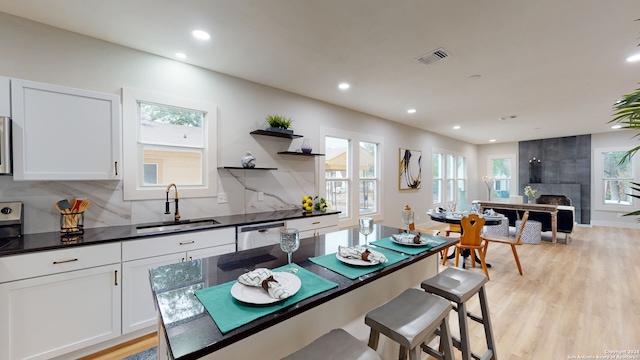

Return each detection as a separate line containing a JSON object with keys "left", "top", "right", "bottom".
{"left": 421, "top": 267, "right": 497, "bottom": 360}
{"left": 364, "top": 288, "right": 455, "bottom": 360}
{"left": 281, "top": 328, "right": 383, "bottom": 360}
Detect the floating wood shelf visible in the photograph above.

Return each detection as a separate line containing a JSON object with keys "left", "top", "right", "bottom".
{"left": 277, "top": 151, "right": 325, "bottom": 157}
{"left": 250, "top": 130, "right": 302, "bottom": 139}
{"left": 218, "top": 166, "right": 278, "bottom": 170}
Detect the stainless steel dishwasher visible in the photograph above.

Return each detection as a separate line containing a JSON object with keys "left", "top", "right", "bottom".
{"left": 236, "top": 221, "right": 285, "bottom": 251}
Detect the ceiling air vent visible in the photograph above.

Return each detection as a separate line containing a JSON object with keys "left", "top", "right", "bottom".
{"left": 416, "top": 48, "right": 450, "bottom": 65}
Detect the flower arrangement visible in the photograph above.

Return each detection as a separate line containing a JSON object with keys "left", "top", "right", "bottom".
{"left": 524, "top": 185, "right": 539, "bottom": 201}
{"left": 482, "top": 176, "right": 494, "bottom": 200}
{"left": 301, "top": 195, "right": 331, "bottom": 212}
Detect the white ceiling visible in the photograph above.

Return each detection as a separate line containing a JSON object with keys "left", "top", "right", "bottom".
{"left": 1, "top": 0, "right": 639, "bottom": 144}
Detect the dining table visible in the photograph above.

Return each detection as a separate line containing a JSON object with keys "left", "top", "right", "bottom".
{"left": 149, "top": 225, "right": 457, "bottom": 360}
{"left": 427, "top": 211, "right": 505, "bottom": 268}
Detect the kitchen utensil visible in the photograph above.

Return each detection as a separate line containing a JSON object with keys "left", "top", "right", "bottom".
{"left": 57, "top": 199, "right": 71, "bottom": 214}
{"left": 77, "top": 199, "right": 91, "bottom": 212}
{"left": 71, "top": 198, "right": 84, "bottom": 212}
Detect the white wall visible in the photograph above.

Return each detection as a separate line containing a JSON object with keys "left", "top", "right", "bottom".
{"left": 0, "top": 12, "right": 474, "bottom": 233}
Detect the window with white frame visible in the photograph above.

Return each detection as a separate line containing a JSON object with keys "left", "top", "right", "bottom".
{"left": 122, "top": 88, "right": 217, "bottom": 200}
{"left": 359, "top": 141, "right": 378, "bottom": 215}
{"left": 594, "top": 147, "right": 637, "bottom": 210}
{"left": 433, "top": 152, "right": 443, "bottom": 204}
{"left": 433, "top": 150, "right": 466, "bottom": 206}
{"left": 487, "top": 154, "right": 516, "bottom": 200}
{"left": 321, "top": 128, "right": 382, "bottom": 227}
{"left": 324, "top": 136, "right": 350, "bottom": 218}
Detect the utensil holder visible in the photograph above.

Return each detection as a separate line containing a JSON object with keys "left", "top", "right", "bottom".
{"left": 60, "top": 212, "right": 84, "bottom": 235}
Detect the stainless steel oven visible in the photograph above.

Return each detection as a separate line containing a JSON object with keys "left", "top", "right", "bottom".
{"left": 0, "top": 117, "right": 11, "bottom": 174}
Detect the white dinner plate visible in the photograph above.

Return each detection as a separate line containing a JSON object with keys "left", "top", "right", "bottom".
{"left": 230, "top": 272, "right": 301, "bottom": 305}
{"left": 445, "top": 214, "right": 462, "bottom": 220}
{"left": 336, "top": 249, "right": 383, "bottom": 266}
{"left": 484, "top": 215, "right": 506, "bottom": 221}
{"left": 391, "top": 234, "right": 440, "bottom": 247}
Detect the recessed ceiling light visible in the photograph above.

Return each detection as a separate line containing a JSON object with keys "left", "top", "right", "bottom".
{"left": 175, "top": 52, "right": 187, "bottom": 59}
{"left": 407, "top": 109, "right": 416, "bottom": 114}
{"left": 611, "top": 124, "right": 623, "bottom": 129}
{"left": 453, "top": 125, "right": 461, "bottom": 130}
{"left": 626, "top": 53, "right": 640, "bottom": 62}
{"left": 192, "top": 30, "right": 211, "bottom": 40}
{"left": 489, "top": 139, "right": 496, "bottom": 143}
{"left": 338, "top": 83, "right": 350, "bottom": 90}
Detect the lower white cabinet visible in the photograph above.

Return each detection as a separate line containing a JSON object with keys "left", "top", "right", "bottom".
{"left": 0, "top": 244, "right": 121, "bottom": 360}
{"left": 287, "top": 214, "right": 339, "bottom": 239}
{"left": 121, "top": 227, "right": 235, "bottom": 334}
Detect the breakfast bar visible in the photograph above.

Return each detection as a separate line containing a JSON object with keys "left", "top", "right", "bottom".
{"left": 149, "top": 225, "right": 456, "bottom": 359}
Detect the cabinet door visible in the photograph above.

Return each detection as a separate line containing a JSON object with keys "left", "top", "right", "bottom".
{"left": 0, "top": 76, "right": 9, "bottom": 117}
{"left": 122, "top": 253, "right": 184, "bottom": 334}
{"left": 287, "top": 214, "right": 339, "bottom": 238}
{"left": 11, "top": 78, "right": 121, "bottom": 180}
{"left": 0, "top": 264, "right": 121, "bottom": 360}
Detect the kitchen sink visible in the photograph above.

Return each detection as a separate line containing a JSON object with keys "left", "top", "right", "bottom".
{"left": 136, "top": 219, "right": 220, "bottom": 234}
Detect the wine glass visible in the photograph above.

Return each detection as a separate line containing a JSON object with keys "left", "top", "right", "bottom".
{"left": 280, "top": 228, "right": 300, "bottom": 273}
{"left": 359, "top": 217, "right": 374, "bottom": 246}
{"left": 401, "top": 209, "right": 414, "bottom": 233}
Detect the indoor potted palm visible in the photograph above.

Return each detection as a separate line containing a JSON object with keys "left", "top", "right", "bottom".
{"left": 609, "top": 86, "right": 640, "bottom": 220}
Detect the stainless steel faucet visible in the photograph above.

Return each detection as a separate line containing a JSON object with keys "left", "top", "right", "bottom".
{"left": 165, "top": 183, "right": 180, "bottom": 222}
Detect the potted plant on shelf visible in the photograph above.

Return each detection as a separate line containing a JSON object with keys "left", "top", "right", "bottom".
{"left": 265, "top": 114, "right": 293, "bottom": 134}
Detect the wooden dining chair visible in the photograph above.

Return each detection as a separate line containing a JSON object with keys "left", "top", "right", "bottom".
{"left": 482, "top": 211, "right": 529, "bottom": 276}
{"left": 442, "top": 213, "right": 489, "bottom": 279}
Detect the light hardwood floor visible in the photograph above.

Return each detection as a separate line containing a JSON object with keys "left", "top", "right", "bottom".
{"left": 87, "top": 225, "right": 640, "bottom": 359}
{"left": 435, "top": 225, "right": 640, "bottom": 359}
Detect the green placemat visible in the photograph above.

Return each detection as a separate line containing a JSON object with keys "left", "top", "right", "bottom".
{"left": 308, "top": 247, "right": 408, "bottom": 279}
{"left": 194, "top": 264, "right": 338, "bottom": 334}
{"left": 370, "top": 235, "right": 447, "bottom": 255}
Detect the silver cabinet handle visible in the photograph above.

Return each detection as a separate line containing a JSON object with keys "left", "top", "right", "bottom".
{"left": 53, "top": 258, "right": 78, "bottom": 264}
{"left": 179, "top": 240, "right": 195, "bottom": 245}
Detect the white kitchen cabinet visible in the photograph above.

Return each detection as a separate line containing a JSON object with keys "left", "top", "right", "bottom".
{"left": 0, "top": 76, "right": 9, "bottom": 117}
{"left": 10, "top": 78, "right": 121, "bottom": 180}
{"left": 0, "top": 243, "right": 121, "bottom": 360}
{"left": 287, "top": 213, "right": 339, "bottom": 239}
{"left": 121, "top": 227, "right": 235, "bottom": 334}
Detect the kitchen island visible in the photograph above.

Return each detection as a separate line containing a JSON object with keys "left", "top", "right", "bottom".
{"left": 150, "top": 225, "right": 456, "bottom": 359}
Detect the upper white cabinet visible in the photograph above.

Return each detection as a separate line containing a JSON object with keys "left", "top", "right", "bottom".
{"left": 11, "top": 79, "right": 121, "bottom": 180}
{"left": 0, "top": 76, "right": 9, "bottom": 117}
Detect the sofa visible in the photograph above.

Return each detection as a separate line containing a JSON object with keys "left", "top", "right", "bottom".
{"left": 492, "top": 195, "right": 575, "bottom": 243}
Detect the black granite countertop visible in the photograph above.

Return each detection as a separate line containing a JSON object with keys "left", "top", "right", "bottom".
{"left": 0, "top": 210, "right": 340, "bottom": 257}
{"left": 150, "top": 225, "right": 456, "bottom": 360}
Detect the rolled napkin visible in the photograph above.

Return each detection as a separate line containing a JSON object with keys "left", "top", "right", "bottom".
{"left": 391, "top": 233, "right": 422, "bottom": 244}
{"left": 238, "top": 268, "right": 291, "bottom": 300}
{"left": 338, "top": 245, "right": 388, "bottom": 263}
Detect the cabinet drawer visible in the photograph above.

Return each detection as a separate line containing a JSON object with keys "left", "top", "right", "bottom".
{"left": 287, "top": 214, "right": 339, "bottom": 232}
{"left": 123, "top": 227, "right": 235, "bottom": 261}
{"left": 0, "top": 243, "right": 121, "bottom": 283}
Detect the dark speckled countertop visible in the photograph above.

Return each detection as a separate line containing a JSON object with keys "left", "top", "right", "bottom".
{"left": 150, "top": 225, "right": 456, "bottom": 359}
{"left": 0, "top": 210, "right": 340, "bottom": 257}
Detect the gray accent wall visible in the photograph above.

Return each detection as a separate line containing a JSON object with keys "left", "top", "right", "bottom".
{"left": 519, "top": 135, "right": 591, "bottom": 224}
